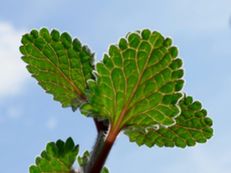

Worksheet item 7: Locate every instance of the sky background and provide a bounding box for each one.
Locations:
[0,0,231,172]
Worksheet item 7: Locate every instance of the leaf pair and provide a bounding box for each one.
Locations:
[20,28,213,149]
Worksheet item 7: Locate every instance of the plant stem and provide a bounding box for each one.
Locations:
[84,125,119,173]
[93,118,109,133]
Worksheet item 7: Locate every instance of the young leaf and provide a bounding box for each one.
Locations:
[78,150,110,173]
[77,150,90,167]
[20,28,94,110]
[29,137,79,173]
[81,29,184,132]
[101,167,110,173]
[125,95,213,148]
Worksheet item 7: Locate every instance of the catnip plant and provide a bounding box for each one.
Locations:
[19,28,213,173]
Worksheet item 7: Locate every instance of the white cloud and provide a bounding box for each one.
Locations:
[46,117,58,130]
[0,21,28,98]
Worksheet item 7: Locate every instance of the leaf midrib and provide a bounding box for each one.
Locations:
[112,41,156,132]
[29,40,86,101]
[123,53,173,125]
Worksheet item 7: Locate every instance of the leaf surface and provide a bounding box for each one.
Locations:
[125,95,213,148]
[81,29,184,130]
[20,28,94,109]
[30,137,79,173]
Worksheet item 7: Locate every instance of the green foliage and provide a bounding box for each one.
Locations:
[125,95,213,148]
[29,138,79,173]
[20,28,94,110]
[21,28,213,173]
[81,29,184,130]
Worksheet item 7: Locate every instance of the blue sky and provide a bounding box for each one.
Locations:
[0,0,231,172]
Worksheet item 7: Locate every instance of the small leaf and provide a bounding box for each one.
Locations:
[101,167,110,173]
[20,28,95,110]
[29,138,79,173]
[81,29,184,131]
[77,150,110,172]
[77,150,90,167]
[125,95,213,148]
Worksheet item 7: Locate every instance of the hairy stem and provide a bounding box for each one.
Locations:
[84,122,119,173]
[93,118,109,133]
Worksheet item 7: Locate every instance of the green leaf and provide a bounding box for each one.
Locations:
[125,95,213,148]
[77,150,90,167]
[81,29,184,130]
[29,137,79,173]
[101,167,110,173]
[77,150,110,173]
[20,28,94,110]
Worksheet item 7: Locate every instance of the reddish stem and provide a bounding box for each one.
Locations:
[84,125,119,173]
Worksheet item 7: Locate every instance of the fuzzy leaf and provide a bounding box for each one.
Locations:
[20,28,94,110]
[125,95,213,148]
[29,137,79,173]
[81,29,184,130]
